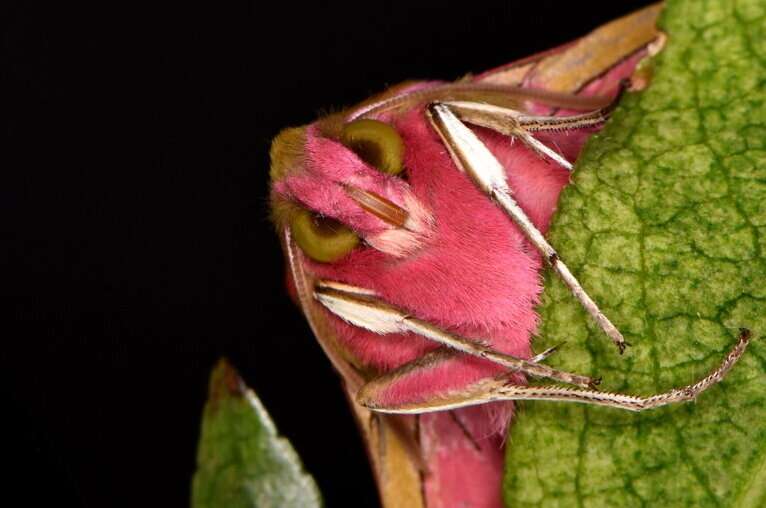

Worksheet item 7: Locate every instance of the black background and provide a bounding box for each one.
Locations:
[5,2,650,506]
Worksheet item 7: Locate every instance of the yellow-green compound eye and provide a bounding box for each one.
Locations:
[340,119,405,175]
[291,209,360,263]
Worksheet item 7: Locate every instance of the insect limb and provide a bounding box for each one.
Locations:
[358,341,585,410]
[356,347,537,411]
[529,342,566,364]
[513,78,630,132]
[363,329,753,414]
[515,108,610,133]
[314,282,599,389]
[427,104,628,354]
[284,229,367,391]
[347,82,613,123]
[439,79,629,171]
[437,100,575,170]
[507,124,574,171]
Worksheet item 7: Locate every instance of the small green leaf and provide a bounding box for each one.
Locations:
[192,359,322,508]
[504,0,766,506]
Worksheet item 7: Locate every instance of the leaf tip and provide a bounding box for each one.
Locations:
[207,357,247,412]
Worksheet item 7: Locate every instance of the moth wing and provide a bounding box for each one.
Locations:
[476,3,662,92]
[285,228,428,508]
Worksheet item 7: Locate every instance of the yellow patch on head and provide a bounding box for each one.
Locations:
[269,126,308,181]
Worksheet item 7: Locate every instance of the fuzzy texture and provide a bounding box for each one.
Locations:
[277,103,575,437]
[272,44,645,508]
[421,410,506,508]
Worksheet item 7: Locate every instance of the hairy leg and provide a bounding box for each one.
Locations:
[360,330,752,414]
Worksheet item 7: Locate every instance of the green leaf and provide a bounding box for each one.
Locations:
[503,1,766,506]
[192,359,323,508]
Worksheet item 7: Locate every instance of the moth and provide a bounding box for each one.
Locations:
[268,4,753,507]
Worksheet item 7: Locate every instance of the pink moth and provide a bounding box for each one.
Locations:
[268,5,752,507]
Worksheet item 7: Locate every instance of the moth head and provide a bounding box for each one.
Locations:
[269,84,438,265]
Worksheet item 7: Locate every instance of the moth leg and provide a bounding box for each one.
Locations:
[529,342,565,363]
[439,81,628,170]
[427,104,629,354]
[362,329,753,414]
[358,346,563,410]
[314,281,600,389]
[436,101,593,170]
[512,78,629,133]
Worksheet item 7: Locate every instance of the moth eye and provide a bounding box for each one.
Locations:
[340,119,405,176]
[291,208,360,263]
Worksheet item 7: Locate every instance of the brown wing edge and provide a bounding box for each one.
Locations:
[478,3,662,93]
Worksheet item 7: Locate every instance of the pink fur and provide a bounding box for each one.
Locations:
[292,105,576,435]
[278,100,584,438]
[273,46,643,508]
[376,356,509,408]
[421,411,506,508]
[305,109,555,369]
[276,128,418,237]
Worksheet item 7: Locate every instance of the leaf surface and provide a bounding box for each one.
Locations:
[504,0,766,506]
[192,359,322,508]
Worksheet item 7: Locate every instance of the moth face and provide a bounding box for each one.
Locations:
[269,83,588,374]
